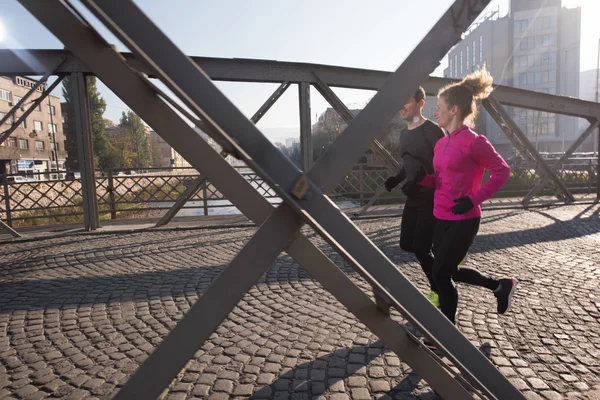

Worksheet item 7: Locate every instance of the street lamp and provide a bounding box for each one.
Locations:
[563,43,579,153]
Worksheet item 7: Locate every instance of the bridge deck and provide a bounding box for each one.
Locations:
[1,201,600,399]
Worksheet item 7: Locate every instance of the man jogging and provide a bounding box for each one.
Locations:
[384,87,445,307]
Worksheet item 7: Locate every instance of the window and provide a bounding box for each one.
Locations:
[33,120,43,131]
[449,58,453,79]
[454,55,458,77]
[460,50,463,74]
[514,20,521,33]
[543,70,549,83]
[472,40,476,67]
[48,123,57,134]
[52,142,59,151]
[18,139,28,149]
[36,104,41,112]
[0,89,11,102]
[479,35,483,61]
[542,52,549,64]
[7,137,17,147]
[466,45,470,72]
[35,140,45,150]
[543,16,551,29]
[527,72,535,84]
[521,20,528,32]
[535,71,542,84]
[47,105,56,115]
[0,112,13,125]
[19,119,26,129]
[520,72,527,85]
[13,96,22,105]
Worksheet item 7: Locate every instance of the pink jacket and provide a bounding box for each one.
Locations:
[419,125,510,221]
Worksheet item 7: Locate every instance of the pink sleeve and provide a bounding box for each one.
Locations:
[419,174,436,188]
[469,135,511,205]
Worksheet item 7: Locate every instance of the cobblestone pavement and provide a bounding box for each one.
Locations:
[1,204,600,399]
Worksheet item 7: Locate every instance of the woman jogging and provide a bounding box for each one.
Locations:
[412,66,518,329]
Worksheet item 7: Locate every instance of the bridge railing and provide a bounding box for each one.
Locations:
[1,159,597,227]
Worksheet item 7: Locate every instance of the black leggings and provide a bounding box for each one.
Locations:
[433,218,498,323]
[400,203,436,292]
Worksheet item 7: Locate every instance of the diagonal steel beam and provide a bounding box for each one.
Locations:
[524,119,600,201]
[0,218,21,238]
[155,83,289,227]
[0,76,65,146]
[17,3,480,399]
[251,82,291,123]
[80,0,523,398]
[0,68,58,126]
[482,95,575,204]
[312,72,402,174]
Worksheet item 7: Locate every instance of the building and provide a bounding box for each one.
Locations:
[443,0,582,157]
[0,76,66,178]
[285,137,299,147]
[577,69,599,150]
[149,130,191,168]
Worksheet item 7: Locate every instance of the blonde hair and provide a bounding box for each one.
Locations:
[438,66,494,128]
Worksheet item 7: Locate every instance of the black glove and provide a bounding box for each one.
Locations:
[384,176,401,192]
[452,196,475,215]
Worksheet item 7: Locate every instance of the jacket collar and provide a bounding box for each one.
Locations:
[449,125,469,137]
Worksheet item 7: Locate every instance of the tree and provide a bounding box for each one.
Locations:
[117,111,151,169]
[312,109,345,161]
[62,76,117,170]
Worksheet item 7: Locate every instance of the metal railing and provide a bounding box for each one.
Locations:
[1,159,597,226]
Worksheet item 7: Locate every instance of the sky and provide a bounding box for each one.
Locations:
[0,0,599,143]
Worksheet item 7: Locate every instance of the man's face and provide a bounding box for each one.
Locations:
[399,97,420,122]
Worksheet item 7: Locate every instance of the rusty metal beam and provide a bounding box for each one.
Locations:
[1,49,599,121]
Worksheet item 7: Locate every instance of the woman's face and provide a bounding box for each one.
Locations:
[434,95,454,129]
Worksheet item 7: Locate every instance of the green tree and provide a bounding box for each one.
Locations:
[118,111,151,169]
[62,76,116,170]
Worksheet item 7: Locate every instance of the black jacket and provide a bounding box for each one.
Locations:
[396,119,445,206]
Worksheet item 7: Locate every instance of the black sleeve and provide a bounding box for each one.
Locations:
[394,167,406,182]
[423,120,445,149]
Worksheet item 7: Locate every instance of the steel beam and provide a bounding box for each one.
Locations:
[251,82,290,123]
[154,174,207,227]
[0,218,21,238]
[155,83,289,227]
[17,3,480,400]
[2,49,600,122]
[0,76,64,146]
[524,119,600,201]
[72,72,100,230]
[482,95,575,204]
[312,72,402,174]
[0,69,56,126]
[79,0,525,398]
[299,82,312,171]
